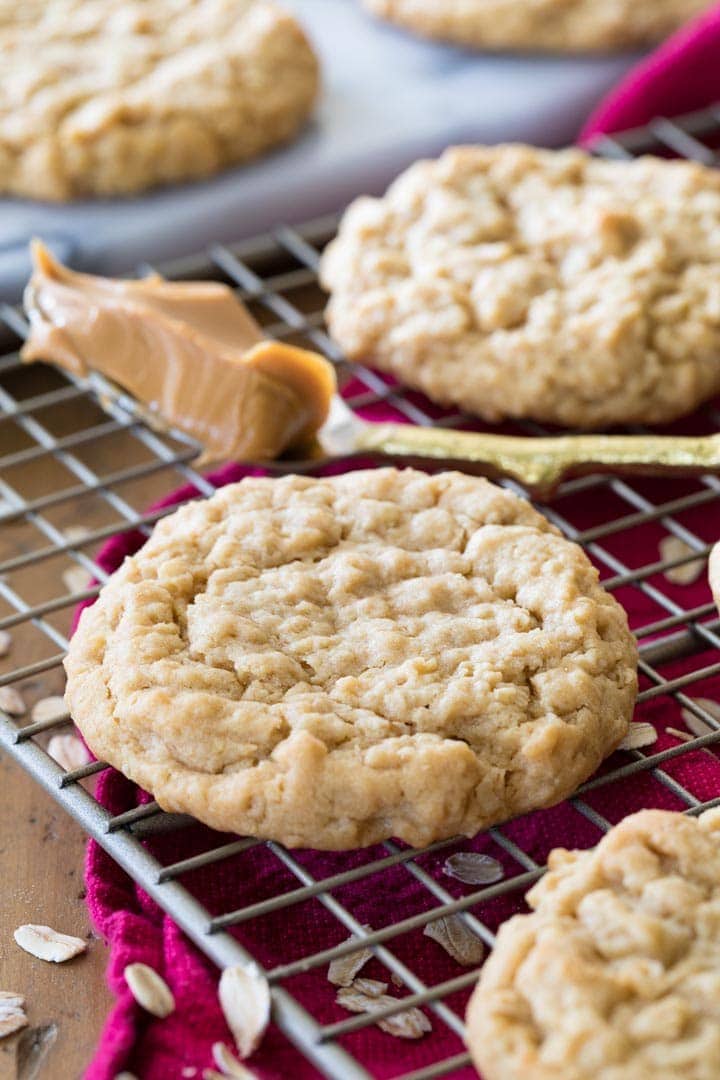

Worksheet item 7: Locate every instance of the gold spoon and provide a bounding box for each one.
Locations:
[297,395,720,499]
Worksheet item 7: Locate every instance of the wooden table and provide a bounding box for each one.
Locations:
[0,359,192,1078]
[0,752,111,1079]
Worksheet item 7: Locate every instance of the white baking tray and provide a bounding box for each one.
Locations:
[0,0,637,299]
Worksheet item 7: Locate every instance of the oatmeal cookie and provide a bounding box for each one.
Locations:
[466,808,720,1080]
[363,0,712,52]
[0,0,319,200]
[320,145,720,429]
[65,468,637,849]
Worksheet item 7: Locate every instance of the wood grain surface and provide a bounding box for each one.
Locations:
[0,359,186,1079]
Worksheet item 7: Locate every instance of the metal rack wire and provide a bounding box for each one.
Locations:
[3,104,720,1079]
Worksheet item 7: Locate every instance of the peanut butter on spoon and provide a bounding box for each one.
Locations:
[22,241,336,462]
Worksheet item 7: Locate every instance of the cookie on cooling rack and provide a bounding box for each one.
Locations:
[0,0,319,200]
[466,808,720,1080]
[320,144,720,429]
[363,0,712,51]
[65,468,637,849]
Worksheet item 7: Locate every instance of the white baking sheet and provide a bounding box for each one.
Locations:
[0,0,638,299]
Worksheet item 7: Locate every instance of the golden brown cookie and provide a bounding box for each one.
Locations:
[65,468,636,849]
[364,0,711,52]
[0,0,319,200]
[467,808,720,1080]
[321,145,720,429]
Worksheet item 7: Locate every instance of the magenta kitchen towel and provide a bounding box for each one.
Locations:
[79,441,720,1080]
[580,2,720,144]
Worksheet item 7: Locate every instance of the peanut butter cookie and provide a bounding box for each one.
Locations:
[467,808,720,1080]
[321,145,720,429]
[364,0,711,52]
[65,468,637,849]
[0,0,319,200]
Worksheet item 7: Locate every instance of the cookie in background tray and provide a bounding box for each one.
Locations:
[467,808,720,1080]
[0,0,319,201]
[321,144,720,429]
[363,0,712,51]
[65,468,637,849]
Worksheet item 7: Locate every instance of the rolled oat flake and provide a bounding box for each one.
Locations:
[443,852,503,886]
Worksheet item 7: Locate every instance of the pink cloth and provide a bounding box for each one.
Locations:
[580,2,720,144]
[81,450,720,1080]
[82,18,720,1072]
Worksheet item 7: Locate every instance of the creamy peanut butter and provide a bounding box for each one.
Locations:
[22,241,336,462]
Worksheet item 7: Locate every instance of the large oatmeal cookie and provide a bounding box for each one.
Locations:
[0,0,319,200]
[363,0,712,52]
[466,808,720,1080]
[65,468,636,849]
[320,145,720,429]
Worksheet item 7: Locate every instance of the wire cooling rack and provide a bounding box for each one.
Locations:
[3,104,720,1080]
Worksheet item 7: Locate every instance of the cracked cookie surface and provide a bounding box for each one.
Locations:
[363,0,712,51]
[0,0,319,200]
[65,468,637,848]
[467,808,720,1080]
[321,145,720,429]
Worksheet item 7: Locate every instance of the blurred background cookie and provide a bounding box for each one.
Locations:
[0,0,320,200]
[363,0,713,52]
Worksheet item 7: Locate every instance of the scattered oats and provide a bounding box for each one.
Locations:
[0,993,25,1010]
[218,963,270,1060]
[0,685,26,717]
[0,991,27,1040]
[47,733,91,771]
[327,929,372,986]
[351,978,388,998]
[618,722,658,751]
[378,1007,432,1040]
[181,1070,198,1078]
[203,1071,228,1080]
[681,698,720,738]
[335,985,388,1014]
[31,696,67,725]
[0,630,11,658]
[390,972,403,988]
[114,1074,139,1080]
[443,852,503,886]
[336,985,431,1040]
[423,915,485,966]
[14,924,86,963]
[212,1041,256,1077]
[124,963,174,1018]
[0,1004,28,1040]
[63,525,91,544]
[659,536,705,585]
[62,566,89,595]
[665,726,694,743]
